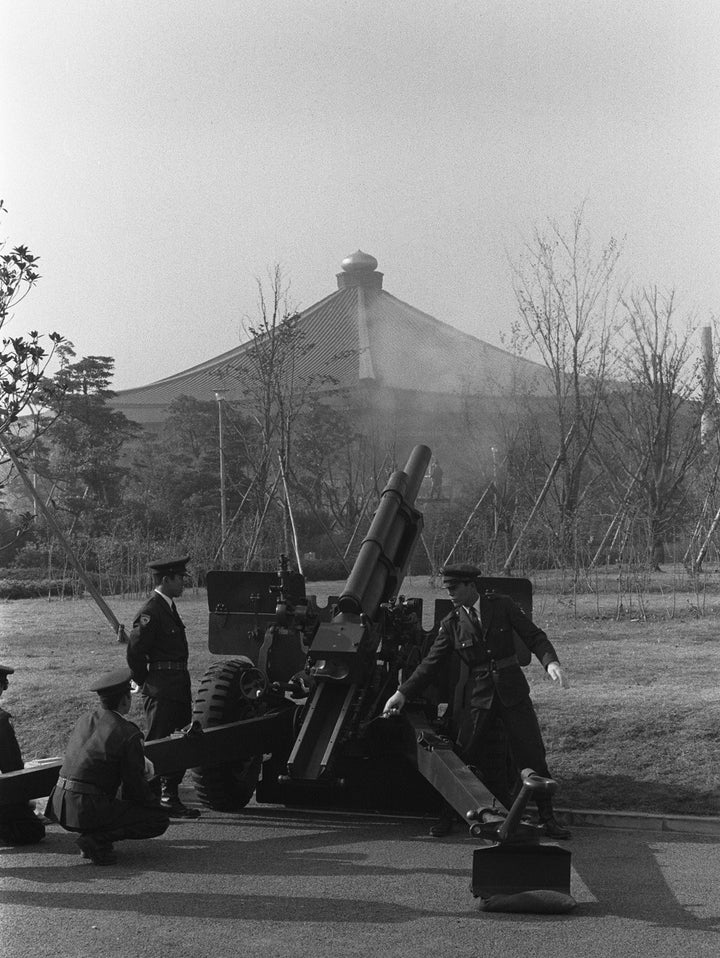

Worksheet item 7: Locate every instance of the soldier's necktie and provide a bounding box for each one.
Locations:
[171,600,182,624]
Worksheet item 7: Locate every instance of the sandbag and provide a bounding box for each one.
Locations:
[481,889,577,914]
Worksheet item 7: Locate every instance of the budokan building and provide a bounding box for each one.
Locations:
[111,251,551,489]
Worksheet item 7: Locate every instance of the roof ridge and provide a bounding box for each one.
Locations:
[116,286,359,397]
[379,290,546,371]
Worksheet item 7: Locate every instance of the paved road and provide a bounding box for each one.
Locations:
[2,798,719,958]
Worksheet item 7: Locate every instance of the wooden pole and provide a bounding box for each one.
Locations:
[343,454,390,561]
[695,502,720,571]
[286,466,351,575]
[588,460,648,570]
[278,453,303,575]
[442,482,495,568]
[0,434,124,640]
[245,472,282,567]
[212,471,259,565]
[501,423,576,575]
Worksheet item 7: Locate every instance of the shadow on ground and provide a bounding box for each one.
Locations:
[562,774,717,817]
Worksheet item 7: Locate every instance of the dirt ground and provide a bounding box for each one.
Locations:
[1,570,719,815]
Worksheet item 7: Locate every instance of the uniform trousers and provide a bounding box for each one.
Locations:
[143,693,192,792]
[46,788,169,844]
[459,693,553,816]
[88,802,169,844]
[0,803,46,845]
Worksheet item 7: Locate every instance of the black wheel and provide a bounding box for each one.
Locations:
[191,658,264,811]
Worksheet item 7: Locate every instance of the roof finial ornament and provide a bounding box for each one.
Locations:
[341,250,378,273]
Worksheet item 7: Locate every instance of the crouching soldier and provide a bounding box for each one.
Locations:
[46,668,170,865]
[0,663,46,846]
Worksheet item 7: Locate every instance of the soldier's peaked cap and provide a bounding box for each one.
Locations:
[148,555,191,576]
[89,667,132,695]
[441,562,482,583]
[0,663,15,676]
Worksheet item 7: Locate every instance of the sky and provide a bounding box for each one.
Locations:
[2,0,720,391]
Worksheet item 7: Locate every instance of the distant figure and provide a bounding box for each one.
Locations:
[429,459,444,499]
[45,668,169,865]
[0,663,46,846]
[126,555,200,818]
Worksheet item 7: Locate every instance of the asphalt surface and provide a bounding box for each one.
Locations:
[2,794,719,958]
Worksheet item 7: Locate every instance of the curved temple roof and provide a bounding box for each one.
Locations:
[112,251,550,424]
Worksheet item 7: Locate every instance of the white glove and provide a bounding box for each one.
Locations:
[383,690,406,715]
[547,662,568,689]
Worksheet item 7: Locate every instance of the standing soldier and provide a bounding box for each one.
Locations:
[383,563,570,839]
[45,667,169,865]
[126,555,200,818]
[0,663,46,846]
[429,459,444,500]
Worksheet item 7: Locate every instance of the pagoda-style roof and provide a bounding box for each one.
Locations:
[112,251,550,424]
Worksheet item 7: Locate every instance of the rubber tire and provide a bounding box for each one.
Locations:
[190,658,263,811]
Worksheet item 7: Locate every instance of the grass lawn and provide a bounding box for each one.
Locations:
[1,570,719,817]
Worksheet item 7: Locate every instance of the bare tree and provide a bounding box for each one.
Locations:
[508,205,623,565]
[597,287,704,569]
[214,265,336,564]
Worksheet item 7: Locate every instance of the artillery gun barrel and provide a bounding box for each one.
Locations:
[287,444,431,782]
[338,444,431,617]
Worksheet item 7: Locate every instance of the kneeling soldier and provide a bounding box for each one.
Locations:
[0,664,46,846]
[46,668,170,865]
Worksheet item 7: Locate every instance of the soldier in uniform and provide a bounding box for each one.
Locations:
[45,667,169,865]
[126,555,200,818]
[0,663,46,846]
[383,563,570,839]
[429,459,444,500]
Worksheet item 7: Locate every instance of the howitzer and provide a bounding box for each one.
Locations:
[1,443,571,906]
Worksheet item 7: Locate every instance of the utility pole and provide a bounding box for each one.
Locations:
[491,446,499,539]
[214,391,228,566]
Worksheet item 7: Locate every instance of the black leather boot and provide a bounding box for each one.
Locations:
[536,797,571,839]
[160,783,200,819]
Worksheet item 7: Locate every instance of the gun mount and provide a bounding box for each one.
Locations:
[1,443,571,906]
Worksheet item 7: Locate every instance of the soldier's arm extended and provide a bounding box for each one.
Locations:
[506,598,567,687]
[384,618,455,713]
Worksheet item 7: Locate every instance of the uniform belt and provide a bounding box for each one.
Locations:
[472,654,519,674]
[56,776,105,796]
[148,660,188,671]
[491,654,519,670]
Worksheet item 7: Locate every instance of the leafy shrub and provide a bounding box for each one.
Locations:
[0,566,57,581]
[10,544,49,569]
[0,578,70,599]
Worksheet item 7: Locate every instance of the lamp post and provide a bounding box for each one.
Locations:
[491,446,499,538]
[214,391,228,566]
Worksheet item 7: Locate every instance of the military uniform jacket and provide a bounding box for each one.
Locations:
[0,706,24,773]
[399,593,559,726]
[48,708,157,830]
[1,706,45,845]
[127,591,191,703]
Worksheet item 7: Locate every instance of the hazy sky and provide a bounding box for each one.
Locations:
[2,0,719,391]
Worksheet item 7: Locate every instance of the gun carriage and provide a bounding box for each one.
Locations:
[1,444,571,901]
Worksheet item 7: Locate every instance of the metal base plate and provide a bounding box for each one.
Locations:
[472,842,572,898]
